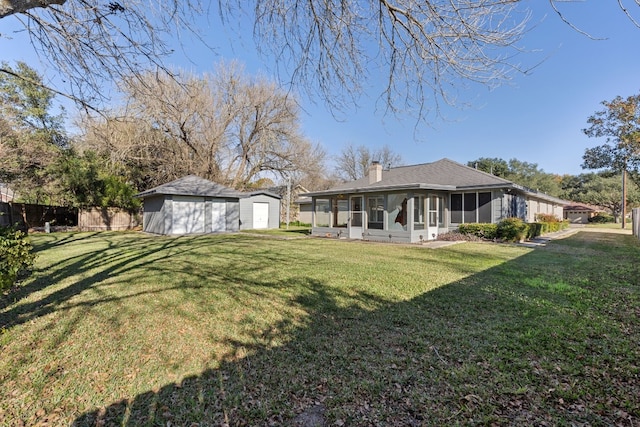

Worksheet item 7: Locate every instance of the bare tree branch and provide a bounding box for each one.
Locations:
[2,1,639,119]
[79,63,326,190]
[0,0,65,18]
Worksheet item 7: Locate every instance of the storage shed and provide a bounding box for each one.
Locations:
[136,175,245,235]
[239,191,282,230]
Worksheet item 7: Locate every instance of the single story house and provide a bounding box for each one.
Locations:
[267,184,310,223]
[136,175,280,235]
[306,158,567,243]
[563,203,602,224]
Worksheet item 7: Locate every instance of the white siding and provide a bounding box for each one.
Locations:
[239,194,280,230]
[211,200,226,231]
[172,196,205,234]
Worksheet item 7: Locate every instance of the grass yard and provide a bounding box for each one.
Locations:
[1,229,639,426]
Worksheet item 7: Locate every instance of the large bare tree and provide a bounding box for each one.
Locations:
[1,0,204,109]
[80,63,327,190]
[335,143,403,181]
[2,1,638,118]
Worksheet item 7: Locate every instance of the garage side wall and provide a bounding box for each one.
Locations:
[142,195,167,234]
[226,200,240,232]
[239,195,281,230]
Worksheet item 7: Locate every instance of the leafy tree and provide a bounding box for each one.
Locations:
[467,157,562,196]
[562,172,640,222]
[2,2,638,117]
[582,93,640,184]
[335,144,403,181]
[506,159,562,196]
[467,158,509,178]
[0,62,66,203]
[0,61,66,147]
[52,150,140,211]
[582,93,640,226]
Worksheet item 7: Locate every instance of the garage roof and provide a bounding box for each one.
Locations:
[136,175,245,199]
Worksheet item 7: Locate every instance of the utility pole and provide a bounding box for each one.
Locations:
[286,176,291,229]
[622,168,627,229]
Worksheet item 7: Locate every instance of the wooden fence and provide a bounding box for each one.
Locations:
[633,208,640,239]
[78,207,140,231]
[0,202,139,232]
[0,202,77,229]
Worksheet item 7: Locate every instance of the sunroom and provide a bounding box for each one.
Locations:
[307,159,565,243]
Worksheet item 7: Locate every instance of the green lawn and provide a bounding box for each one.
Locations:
[1,229,639,426]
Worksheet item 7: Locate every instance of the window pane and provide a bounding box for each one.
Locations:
[451,194,462,224]
[367,196,384,229]
[478,192,492,223]
[464,193,476,223]
[413,196,424,230]
[334,199,348,227]
[428,195,437,227]
[351,197,362,227]
[315,199,330,227]
[438,196,444,227]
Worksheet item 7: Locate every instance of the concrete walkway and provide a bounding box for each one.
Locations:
[518,224,585,248]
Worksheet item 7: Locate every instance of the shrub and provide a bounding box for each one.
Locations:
[437,231,483,242]
[0,226,36,291]
[589,213,614,223]
[458,223,498,240]
[535,213,560,223]
[496,217,528,242]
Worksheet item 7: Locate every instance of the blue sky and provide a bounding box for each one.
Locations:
[1,2,639,176]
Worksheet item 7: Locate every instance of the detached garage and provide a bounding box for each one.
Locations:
[136,175,244,235]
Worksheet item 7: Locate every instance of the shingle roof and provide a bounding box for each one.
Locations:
[136,175,245,199]
[564,203,602,211]
[310,158,512,194]
[307,158,567,205]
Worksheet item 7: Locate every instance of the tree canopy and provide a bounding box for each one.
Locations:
[0,61,66,203]
[582,93,640,184]
[467,157,562,197]
[561,172,640,221]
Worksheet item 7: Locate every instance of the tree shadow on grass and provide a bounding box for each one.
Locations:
[70,232,640,426]
[0,232,285,330]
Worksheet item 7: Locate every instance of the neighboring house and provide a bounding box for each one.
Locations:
[136,175,280,235]
[306,159,567,243]
[563,203,602,224]
[268,184,310,223]
[294,194,313,225]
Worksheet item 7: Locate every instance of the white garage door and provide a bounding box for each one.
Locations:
[211,200,226,232]
[172,196,205,234]
[253,202,270,229]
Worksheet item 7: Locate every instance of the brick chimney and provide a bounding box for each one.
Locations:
[368,161,383,184]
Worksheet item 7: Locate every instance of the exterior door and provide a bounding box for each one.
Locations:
[172,196,205,234]
[427,195,440,240]
[253,202,270,229]
[349,196,363,239]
